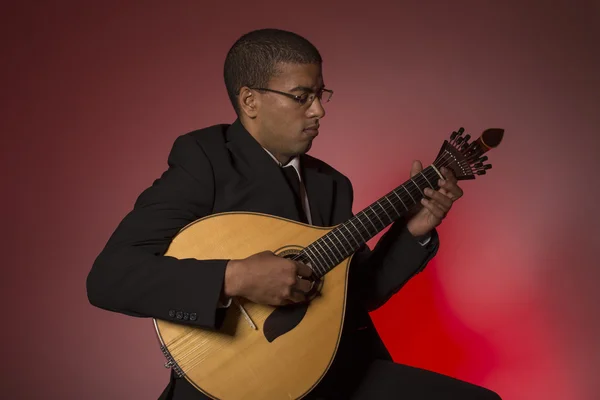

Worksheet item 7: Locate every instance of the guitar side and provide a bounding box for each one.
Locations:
[154,212,352,400]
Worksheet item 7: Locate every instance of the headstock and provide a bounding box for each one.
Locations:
[433,127,504,180]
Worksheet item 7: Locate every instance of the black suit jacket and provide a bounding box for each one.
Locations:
[87,119,439,399]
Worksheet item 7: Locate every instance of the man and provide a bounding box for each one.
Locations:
[87,28,501,399]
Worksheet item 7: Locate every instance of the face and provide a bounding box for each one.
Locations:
[241,62,327,164]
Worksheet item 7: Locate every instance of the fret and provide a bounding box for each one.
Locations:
[384,196,399,215]
[348,218,367,242]
[402,185,416,204]
[376,200,393,223]
[330,228,349,255]
[342,223,360,246]
[355,213,373,237]
[303,254,315,269]
[363,208,379,231]
[420,171,434,189]
[368,205,384,229]
[323,234,344,261]
[392,190,408,211]
[315,239,336,266]
[319,236,334,262]
[313,253,327,276]
[410,178,424,197]
[312,241,329,272]
[304,246,325,274]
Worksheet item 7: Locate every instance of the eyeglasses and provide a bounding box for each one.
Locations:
[249,87,333,106]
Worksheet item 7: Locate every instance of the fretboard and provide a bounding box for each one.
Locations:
[298,165,443,277]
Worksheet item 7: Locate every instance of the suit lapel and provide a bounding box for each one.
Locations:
[224,119,335,227]
[225,119,304,223]
[301,156,334,227]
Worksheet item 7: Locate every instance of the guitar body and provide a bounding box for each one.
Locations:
[154,212,351,400]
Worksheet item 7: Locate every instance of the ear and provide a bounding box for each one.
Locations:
[238,87,259,118]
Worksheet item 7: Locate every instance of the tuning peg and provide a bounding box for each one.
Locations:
[477,170,487,175]
[450,127,465,144]
[478,156,488,163]
[483,164,492,170]
[473,162,483,168]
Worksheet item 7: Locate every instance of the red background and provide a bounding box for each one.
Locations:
[2,1,599,399]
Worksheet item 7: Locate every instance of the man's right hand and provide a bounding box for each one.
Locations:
[223,251,313,306]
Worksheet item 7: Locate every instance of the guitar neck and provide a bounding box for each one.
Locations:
[299,165,442,277]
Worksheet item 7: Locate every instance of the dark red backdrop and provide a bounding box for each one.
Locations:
[2,1,599,399]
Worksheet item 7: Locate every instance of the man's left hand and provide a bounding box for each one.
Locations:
[405,160,463,237]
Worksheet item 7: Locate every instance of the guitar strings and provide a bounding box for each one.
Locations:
[293,150,462,274]
[309,152,452,269]
[295,167,438,275]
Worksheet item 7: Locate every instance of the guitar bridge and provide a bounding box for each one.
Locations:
[160,344,185,378]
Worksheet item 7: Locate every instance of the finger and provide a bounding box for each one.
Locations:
[295,278,312,293]
[410,160,423,178]
[426,185,451,200]
[440,167,458,184]
[295,262,313,278]
[438,187,452,199]
[288,290,307,303]
[424,188,452,210]
[434,185,450,197]
[420,198,446,219]
[438,178,463,199]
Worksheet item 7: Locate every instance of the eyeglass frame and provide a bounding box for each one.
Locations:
[248,87,334,106]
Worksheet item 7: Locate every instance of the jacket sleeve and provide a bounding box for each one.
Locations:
[343,176,440,311]
[86,134,229,330]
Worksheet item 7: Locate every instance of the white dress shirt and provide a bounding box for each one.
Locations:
[262,148,312,225]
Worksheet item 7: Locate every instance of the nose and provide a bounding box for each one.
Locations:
[306,97,326,119]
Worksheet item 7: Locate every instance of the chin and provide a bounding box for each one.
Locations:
[298,141,312,155]
[286,138,313,158]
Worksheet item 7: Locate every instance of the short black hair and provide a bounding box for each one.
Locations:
[224,28,322,115]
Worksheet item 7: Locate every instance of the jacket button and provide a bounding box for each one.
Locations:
[168,310,175,318]
[183,312,189,321]
[190,313,197,321]
[176,311,183,319]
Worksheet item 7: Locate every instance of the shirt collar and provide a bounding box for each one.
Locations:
[262,147,302,180]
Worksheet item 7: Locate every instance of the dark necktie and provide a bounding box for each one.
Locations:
[281,165,308,223]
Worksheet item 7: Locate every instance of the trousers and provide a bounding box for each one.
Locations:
[310,359,502,400]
